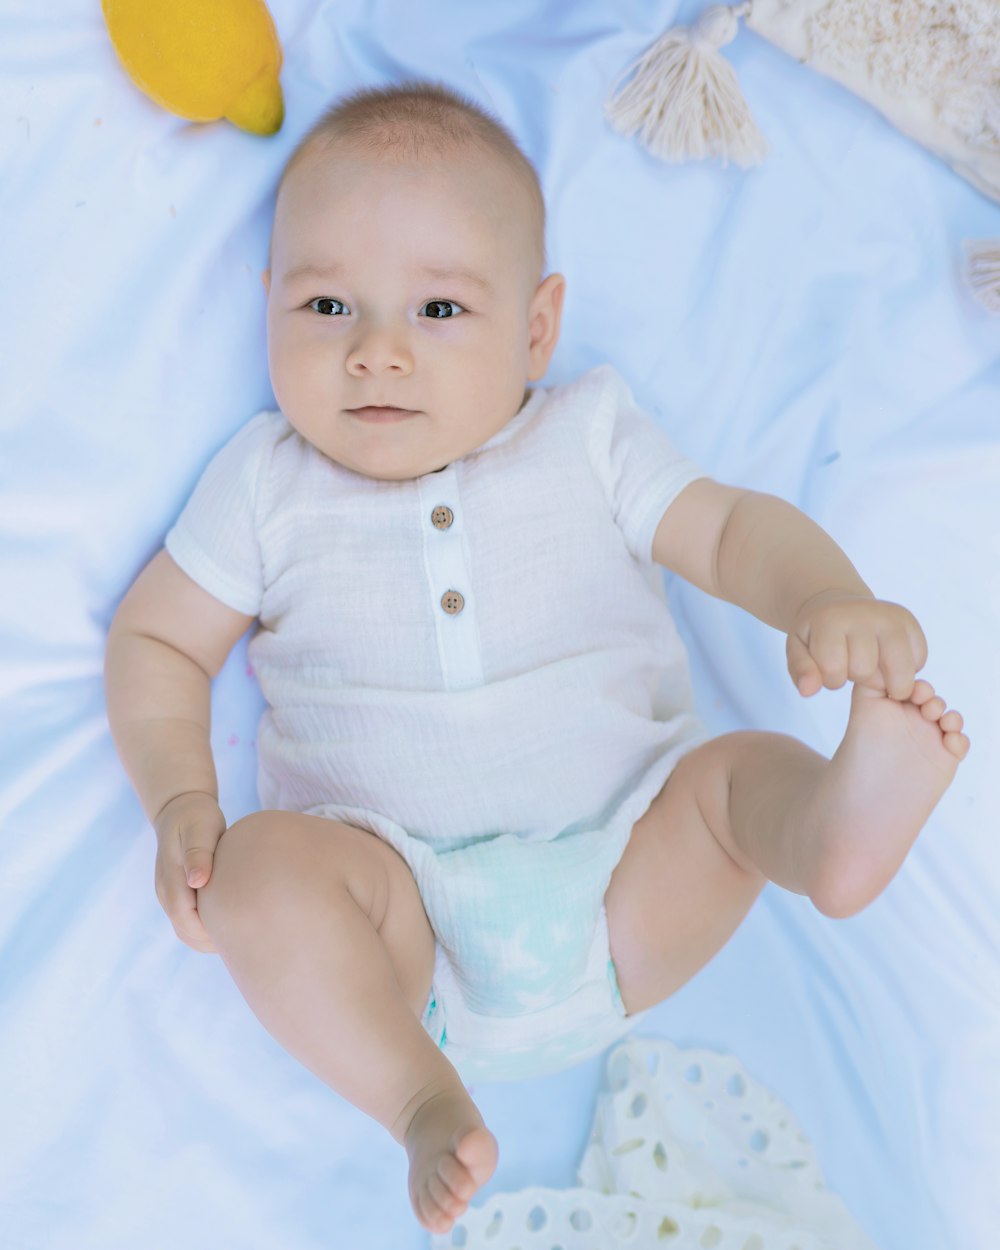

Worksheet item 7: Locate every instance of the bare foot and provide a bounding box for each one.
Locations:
[809,679,970,917]
[395,1078,499,1235]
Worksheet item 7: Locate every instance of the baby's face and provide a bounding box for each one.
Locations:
[264,143,564,480]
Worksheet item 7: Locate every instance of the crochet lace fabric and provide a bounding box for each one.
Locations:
[806,0,1000,151]
[431,1038,880,1250]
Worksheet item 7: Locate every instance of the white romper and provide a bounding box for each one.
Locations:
[164,363,710,1082]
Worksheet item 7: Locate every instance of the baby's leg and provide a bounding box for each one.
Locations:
[195,812,497,1236]
[607,680,969,1014]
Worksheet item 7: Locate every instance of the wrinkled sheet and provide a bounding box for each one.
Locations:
[1,2,998,1248]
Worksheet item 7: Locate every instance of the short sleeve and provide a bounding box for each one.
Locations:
[163,412,276,616]
[586,364,707,563]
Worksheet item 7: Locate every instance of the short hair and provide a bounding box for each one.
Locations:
[275,79,547,281]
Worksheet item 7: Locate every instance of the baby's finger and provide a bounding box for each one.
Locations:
[879,631,917,701]
[184,848,215,889]
[846,630,884,690]
[786,634,823,695]
[176,890,219,955]
[806,627,850,690]
[162,872,218,954]
[177,804,226,888]
[903,612,929,672]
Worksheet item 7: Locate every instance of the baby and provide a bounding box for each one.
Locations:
[104,80,969,1236]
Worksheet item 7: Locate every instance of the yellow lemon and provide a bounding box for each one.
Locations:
[102,0,284,135]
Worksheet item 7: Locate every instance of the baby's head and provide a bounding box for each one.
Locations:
[263,80,565,481]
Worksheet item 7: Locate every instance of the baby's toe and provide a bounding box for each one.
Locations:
[427,1171,464,1218]
[919,695,946,721]
[454,1126,499,1186]
[909,679,935,706]
[437,1152,476,1203]
[416,1186,451,1235]
[943,731,971,760]
[940,709,964,733]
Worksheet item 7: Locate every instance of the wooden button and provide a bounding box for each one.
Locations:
[431,505,454,530]
[440,590,465,615]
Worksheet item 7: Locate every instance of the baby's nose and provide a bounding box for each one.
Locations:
[346,325,413,374]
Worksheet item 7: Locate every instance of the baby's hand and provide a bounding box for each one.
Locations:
[153,791,227,954]
[786,592,928,700]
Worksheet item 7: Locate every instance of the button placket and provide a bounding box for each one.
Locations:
[416,465,483,689]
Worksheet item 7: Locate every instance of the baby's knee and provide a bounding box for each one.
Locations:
[673,731,805,877]
[198,809,288,918]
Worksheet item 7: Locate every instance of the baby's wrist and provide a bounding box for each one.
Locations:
[797,586,874,615]
[791,587,874,630]
[153,789,220,829]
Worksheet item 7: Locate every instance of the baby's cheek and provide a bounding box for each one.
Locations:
[274,331,323,390]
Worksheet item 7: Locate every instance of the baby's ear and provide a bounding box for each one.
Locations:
[261,269,271,294]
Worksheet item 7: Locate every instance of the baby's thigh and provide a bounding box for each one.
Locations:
[604,739,766,1016]
[202,810,436,1020]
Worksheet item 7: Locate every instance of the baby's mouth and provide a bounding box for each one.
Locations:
[347,405,420,423]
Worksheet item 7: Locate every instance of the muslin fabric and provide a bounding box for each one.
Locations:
[164,362,711,1079]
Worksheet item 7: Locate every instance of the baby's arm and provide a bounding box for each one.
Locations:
[104,549,257,949]
[653,480,927,699]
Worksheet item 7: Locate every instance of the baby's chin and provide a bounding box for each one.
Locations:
[355,461,451,482]
[322,440,454,482]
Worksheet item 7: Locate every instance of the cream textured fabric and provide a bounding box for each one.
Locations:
[606,0,1000,200]
[164,363,711,1079]
[432,1037,881,1250]
[746,0,1000,203]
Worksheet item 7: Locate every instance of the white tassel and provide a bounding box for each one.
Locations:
[604,2,767,168]
[962,238,1000,313]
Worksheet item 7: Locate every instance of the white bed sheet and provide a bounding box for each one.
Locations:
[1,1,998,1248]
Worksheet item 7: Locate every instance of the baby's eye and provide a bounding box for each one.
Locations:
[309,297,345,315]
[422,300,464,319]
[306,297,464,318]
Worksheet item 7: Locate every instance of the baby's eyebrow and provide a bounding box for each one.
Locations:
[282,261,494,294]
[420,265,495,294]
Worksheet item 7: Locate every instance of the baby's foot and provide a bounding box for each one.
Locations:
[397,1078,498,1235]
[810,679,969,917]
